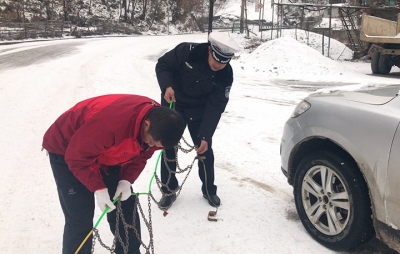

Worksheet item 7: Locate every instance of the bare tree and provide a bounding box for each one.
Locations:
[148,0,162,29]
[122,0,128,21]
[43,0,56,20]
[89,0,92,14]
[139,0,148,20]
[15,0,26,22]
[131,0,137,24]
[187,0,207,32]
[62,0,73,21]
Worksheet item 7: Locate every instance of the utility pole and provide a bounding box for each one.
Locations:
[208,0,215,35]
[240,0,245,33]
[167,9,170,34]
[259,0,265,40]
[271,0,274,39]
[328,3,332,58]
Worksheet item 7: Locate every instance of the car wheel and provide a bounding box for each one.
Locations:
[293,151,374,251]
[378,54,393,75]
[371,51,380,74]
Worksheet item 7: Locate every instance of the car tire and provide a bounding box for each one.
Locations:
[378,54,393,75]
[371,51,380,74]
[293,151,374,251]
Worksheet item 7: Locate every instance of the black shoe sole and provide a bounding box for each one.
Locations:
[203,194,220,207]
[160,194,176,210]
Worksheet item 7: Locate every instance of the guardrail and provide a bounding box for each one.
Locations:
[0,21,72,40]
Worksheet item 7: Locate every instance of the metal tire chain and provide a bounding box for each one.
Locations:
[118,195,154,254]
[91,197,154,254]
[89,136,198,253]
[115,201,130,254]
[153,137,203,211]
[152,154,200,209]
[91,228,117,254]
[163,137,196,177]
[90,201,123,254]
[158,152,196,192]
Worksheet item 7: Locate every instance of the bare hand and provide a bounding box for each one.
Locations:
[195,140,208,154]
[164,87,176,103]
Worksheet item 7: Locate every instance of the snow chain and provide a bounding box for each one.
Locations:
[89,136,214,253]
[91,195,154,254]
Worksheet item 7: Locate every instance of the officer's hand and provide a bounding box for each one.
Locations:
[164,87,176,103]
[113,180,132,201]
[195,140,208,154]
[95,188,116,213]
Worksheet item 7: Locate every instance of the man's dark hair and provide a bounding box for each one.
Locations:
[146,106,186,149]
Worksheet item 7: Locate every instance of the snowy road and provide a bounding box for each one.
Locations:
[0,34,397,254]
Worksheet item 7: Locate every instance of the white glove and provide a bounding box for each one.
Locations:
[95,188,116,213]
[113,180,132,201]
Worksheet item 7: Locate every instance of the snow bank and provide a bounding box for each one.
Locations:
[238,36,349,80]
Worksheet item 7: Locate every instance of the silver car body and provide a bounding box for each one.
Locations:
[280,85,400,250]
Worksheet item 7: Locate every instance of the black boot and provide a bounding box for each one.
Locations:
[203,194,220,207]
[159,193,176,210]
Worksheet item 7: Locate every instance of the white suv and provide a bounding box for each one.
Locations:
[280,85,400,251]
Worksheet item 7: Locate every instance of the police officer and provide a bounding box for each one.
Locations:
[155,32,240,208]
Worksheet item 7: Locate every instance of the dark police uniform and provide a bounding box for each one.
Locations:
[156,42,233,196]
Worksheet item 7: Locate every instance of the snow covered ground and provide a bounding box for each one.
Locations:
[1,29,399,254]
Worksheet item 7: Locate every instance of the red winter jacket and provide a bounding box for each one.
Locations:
[42,94,161,192]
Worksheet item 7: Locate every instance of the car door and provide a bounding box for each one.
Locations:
[386,122,400,228]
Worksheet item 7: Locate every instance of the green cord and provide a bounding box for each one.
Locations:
[94,197,120,229]
[148,101,172,191]
[149,150,163,193]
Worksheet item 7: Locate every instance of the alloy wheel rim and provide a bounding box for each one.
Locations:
[301,165,351,235]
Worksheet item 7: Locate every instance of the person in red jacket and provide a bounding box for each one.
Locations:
[42,94,185,254]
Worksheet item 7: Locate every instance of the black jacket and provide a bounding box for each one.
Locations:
[155,42,234,143]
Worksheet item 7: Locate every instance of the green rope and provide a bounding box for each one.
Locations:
[149,150,163,193]
[94,197,120,228]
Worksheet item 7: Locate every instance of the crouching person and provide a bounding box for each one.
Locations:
[42,94,185,254]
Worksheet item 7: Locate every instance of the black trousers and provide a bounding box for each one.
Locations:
[49,153,141,254]
[160,117,217,196]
